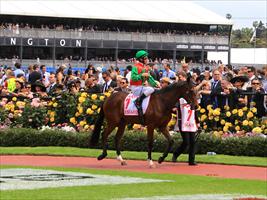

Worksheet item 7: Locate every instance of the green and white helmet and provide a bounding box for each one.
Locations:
[135,50,148,59]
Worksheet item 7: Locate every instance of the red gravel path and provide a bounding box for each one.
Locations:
[1,155,266,181]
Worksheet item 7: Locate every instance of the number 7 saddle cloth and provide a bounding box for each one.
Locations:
[124,94,150,116]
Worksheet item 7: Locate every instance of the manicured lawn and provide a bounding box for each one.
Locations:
[0,146,266,167]
[0,165,266,200]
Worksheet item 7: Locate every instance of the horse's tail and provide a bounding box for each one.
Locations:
[90,104,105,146]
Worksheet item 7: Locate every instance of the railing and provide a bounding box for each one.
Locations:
[0,58,210,71]
[0,29,229,45]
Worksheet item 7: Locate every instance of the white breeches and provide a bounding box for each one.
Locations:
[131,86,155,97]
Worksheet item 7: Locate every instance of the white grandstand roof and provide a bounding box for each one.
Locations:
[0,0,233,25]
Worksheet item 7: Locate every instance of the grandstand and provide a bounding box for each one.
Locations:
[0,1,233,69]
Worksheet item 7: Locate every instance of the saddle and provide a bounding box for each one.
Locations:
[124,94,150,116]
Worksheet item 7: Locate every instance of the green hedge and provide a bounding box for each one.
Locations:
[0,128,266,157]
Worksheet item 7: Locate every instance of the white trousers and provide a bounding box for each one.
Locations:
[131,86,155,97]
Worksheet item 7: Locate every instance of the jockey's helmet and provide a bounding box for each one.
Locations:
[135,50,148,59]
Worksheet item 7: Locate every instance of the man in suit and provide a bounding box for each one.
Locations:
[210,69,223,109]
[47,73,57,95]
[28,64,41,85]
[102,71,117,93]
[114,77,131,93]
[85,77,102,93]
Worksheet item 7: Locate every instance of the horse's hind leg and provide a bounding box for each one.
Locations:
[115,122,127,165]
[158,126,174,164]
[98,123,116,160]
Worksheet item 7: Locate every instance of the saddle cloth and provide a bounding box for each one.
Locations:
[124,94,150,116]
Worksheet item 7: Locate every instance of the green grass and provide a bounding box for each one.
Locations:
[0,165,266,200]
[1,146,266,167]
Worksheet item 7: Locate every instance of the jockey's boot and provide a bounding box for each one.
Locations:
[134,93,146,125]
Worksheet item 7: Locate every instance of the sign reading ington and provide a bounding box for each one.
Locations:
[0,37,230,51]
[0,168,170,190]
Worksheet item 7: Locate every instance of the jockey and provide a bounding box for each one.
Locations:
[130,50,160,124]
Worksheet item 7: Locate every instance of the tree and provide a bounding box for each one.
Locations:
[231,21,266,48]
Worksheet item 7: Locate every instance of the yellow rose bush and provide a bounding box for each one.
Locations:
[46,91,110,131]
[3,97,48,128]
[1,92,266,137]
[198,104,266,138]
[0,91,111,130]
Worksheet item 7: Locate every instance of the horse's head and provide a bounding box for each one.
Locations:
[182,78,199,110]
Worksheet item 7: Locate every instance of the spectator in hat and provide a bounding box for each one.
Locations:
[67,80,79,95]
[228,75,249,108]
[32,80,48,98]
[160,77,171,89]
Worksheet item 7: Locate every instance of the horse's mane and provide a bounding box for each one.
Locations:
[153,81,187,95]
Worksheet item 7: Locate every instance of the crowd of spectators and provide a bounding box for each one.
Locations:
[0,61,266,118]
[0,22,228,36]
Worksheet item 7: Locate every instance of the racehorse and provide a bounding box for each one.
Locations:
[90,78,198,167]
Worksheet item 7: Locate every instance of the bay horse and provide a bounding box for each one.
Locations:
[90,79,198,167]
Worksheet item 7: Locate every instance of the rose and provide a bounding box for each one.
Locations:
[91,105,98,110]
[91,94,98,100]
[78,97,86,103]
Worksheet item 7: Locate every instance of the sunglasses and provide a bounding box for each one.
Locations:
[252,82,260,85]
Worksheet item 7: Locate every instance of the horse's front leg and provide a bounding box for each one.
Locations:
[115,123,127,165]
[147,126,156,168]
[98,123,116,160]
[158,126,174,164]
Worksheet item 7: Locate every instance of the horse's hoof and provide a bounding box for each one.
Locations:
[121,161,127,166]
[97,154,107,160]
[158,156,164,164]
[149,164,156,169]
